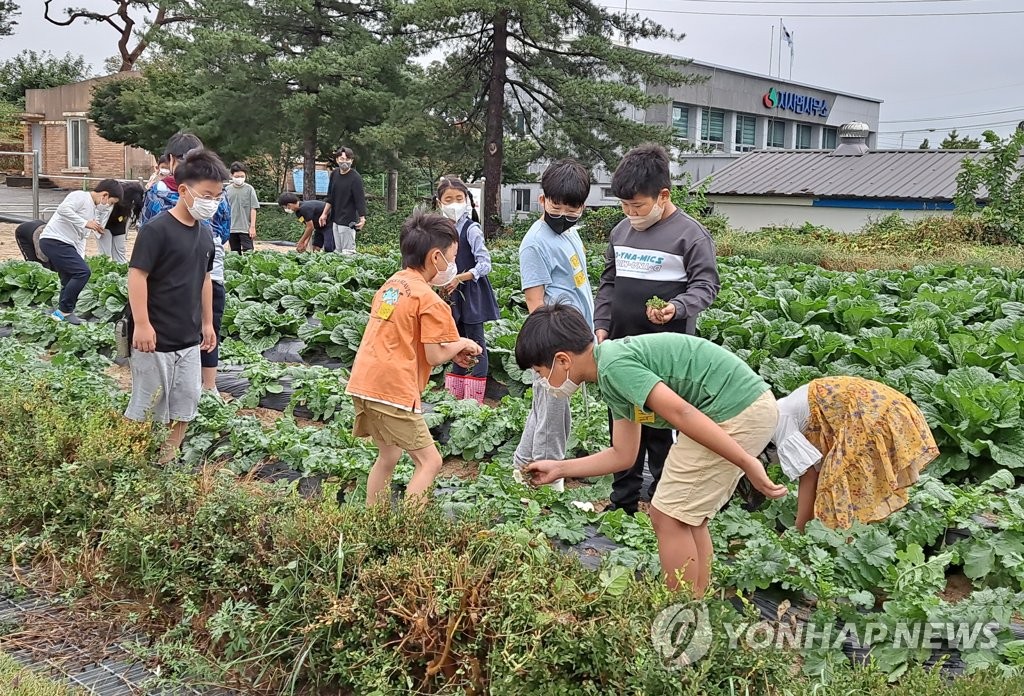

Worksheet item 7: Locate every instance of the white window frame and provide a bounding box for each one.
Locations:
[672,103,689,140]
[822,126,839,149]
[734,114,757,153]
[796,124,813,150]
[512,188,531,213]
[67,118,89,169]
[767,119,786,149]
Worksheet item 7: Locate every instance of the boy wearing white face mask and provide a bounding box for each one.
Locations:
[226,162,259,253]
[434,176,499,404]
[346,209,483,507]
[595,143,721,517]
[125,150,224,464]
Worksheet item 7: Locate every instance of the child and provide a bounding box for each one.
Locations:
[520,304,786,597]
[772,377,938,531]
[513,159,595,493]
[37,179,123,324]
[14,219,50,270]
[146,154,171,190]
[226,162,260,253]
[277,192,333,253]
[98,181,145,264]
[596,143,721,516]
[124,150,225,463]
[435,176,499,404]
[346,209,483,506]
[319,147,366,255]
[140,132,231,392]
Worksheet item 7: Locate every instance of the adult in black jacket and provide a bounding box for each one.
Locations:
[318,147,366,255]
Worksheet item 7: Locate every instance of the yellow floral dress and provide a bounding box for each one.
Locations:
[804,376,939,529]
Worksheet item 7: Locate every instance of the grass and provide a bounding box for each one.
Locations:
[0,653,82,696]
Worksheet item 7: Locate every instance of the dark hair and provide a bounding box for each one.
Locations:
[94,179,124,201]
[116,181,145,223]
[174,149,230,186]
[611,143,672,199]
[334,147,355,160]
[515,303,594,370]
[277,192,300,207]
[434,175,480,223]
[540,159,590,207]
[230,161,247,174]
[163,131,203,159]
[400,208,458,270]
[157,154,170,166]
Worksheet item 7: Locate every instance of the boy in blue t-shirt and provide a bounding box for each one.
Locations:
[513,159,595,492]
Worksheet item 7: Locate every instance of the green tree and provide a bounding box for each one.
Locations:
[918,138,930,149]
[0,50,91,107]
[0,0,18,37]
[954,129,1024,242]
[88,69,183,154]
[940,129,981,150]
[396,0,692,237]
[43,0,193,72]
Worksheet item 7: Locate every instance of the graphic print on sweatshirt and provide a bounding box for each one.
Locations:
[612,245,689,282]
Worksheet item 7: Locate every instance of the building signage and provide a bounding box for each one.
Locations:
[762,87,829,117]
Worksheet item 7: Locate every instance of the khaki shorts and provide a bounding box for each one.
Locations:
[652,391,779,526]
[353,397,434,452]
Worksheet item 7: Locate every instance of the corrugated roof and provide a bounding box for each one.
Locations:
[701,149,988,201]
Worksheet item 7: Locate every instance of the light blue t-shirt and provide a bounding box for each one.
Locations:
[519,218,595,328]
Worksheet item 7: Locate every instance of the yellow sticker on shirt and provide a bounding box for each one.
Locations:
[573,270,587,288]
[377,303,395,320]
[634,405,656,424]
[377,287,400,320]
[570,254,581,270]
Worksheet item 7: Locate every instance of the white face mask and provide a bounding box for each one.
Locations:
[430,252,458,286]
[627,199,665,231]
[284,207,296,215]
[440,202,467,221]
[537,357,581,399]
[185,187,221,221]
[232,176,246,187]
[95,203,112,215]
[158,167,170,176]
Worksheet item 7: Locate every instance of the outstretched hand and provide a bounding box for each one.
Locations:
[524,460,563,486]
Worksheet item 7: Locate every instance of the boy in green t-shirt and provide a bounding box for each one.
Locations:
[518,304,786,596]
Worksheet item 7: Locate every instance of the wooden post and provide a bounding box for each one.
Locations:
[387,169,398,213]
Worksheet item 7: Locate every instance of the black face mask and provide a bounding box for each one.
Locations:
[544,211,580,235]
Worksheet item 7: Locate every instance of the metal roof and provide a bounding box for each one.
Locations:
[700,149,988,202]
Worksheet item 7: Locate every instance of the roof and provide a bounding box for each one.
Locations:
[700,149,987,202]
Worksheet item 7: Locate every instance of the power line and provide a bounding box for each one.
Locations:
[879,118,1022,134]
[881,106,1024,124]
[603,4,1024,17]
[643,0,988,3]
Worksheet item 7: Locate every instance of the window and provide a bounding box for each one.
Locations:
[767,120,786,148]
[513,112,527,136]
[822,126,838,149]
[67,118,88,169]
[672,103,689,139]
[796,124,813,149]
[512,188,531,213]
[700,108,725,146]
[735,115,756,152]
[601,187,616,200]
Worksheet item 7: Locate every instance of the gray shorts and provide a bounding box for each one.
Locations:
[333,223,356,254]
[125,346,202,424]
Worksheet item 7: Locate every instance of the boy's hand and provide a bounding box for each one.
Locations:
[296,240,308,252]
[524,460,563,486]
[248,225,257,239]
[201,323,218,352]
[595,329,609,344]
[459,338,483,356]
[133,322,157,353]
[86,220,104,233]
[646,303,676,325]
[746,469,788,500]
[319,212,329,227]
[356,216,366,230]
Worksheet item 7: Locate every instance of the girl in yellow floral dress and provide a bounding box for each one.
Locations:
[772,376,939,531]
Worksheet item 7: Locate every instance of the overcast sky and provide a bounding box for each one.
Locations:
[4,0,1022,147]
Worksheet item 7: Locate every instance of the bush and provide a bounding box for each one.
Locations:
[255,206,303,242]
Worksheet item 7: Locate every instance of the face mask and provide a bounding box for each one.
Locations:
[537,357,581,399]
[440,202,467,221]
[338,161,351,172]
[544,211,580,235]
[95,203,111,215]
[232,176,245,187]
[159,168,170,176]
[185,187,221,221]
[284,207,295,215]
[430,252,458,286]
[627,199,665,231]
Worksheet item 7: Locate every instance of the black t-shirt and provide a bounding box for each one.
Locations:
[105,201,132,236]
[128,211,215,352]
[325,169,366,227]
[297,200,327,231]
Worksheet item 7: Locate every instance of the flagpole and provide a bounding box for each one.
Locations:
[777,19,783,79]
[769,24,775,76]
[789,31,794,80]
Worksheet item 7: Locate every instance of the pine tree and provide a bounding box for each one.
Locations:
[940,129,981,150]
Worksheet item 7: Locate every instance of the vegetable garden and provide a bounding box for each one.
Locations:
[1,246,1024,693]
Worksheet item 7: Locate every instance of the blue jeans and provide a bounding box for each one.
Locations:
[38,238,90,314]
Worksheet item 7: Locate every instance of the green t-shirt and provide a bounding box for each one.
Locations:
[594,334,770,427]
[226,183,260,233]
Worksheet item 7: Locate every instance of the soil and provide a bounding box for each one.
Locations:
[237,406,320,430]
[103,362,133,392]
[441,457,479,480]
[0,221,290,262]
[939,573,973,604]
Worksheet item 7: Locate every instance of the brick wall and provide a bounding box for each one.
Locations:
[25,120,136,190]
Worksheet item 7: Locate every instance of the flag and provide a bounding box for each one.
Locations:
[781,22,793,48]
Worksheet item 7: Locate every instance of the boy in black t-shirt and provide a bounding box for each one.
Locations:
[277,192,332,252]
[125,150,228,464]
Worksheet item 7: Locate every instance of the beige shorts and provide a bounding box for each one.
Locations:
[352,397,434,452]
[652,391,779,526]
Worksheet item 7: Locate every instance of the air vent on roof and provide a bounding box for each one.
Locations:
[829,121,870,157]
